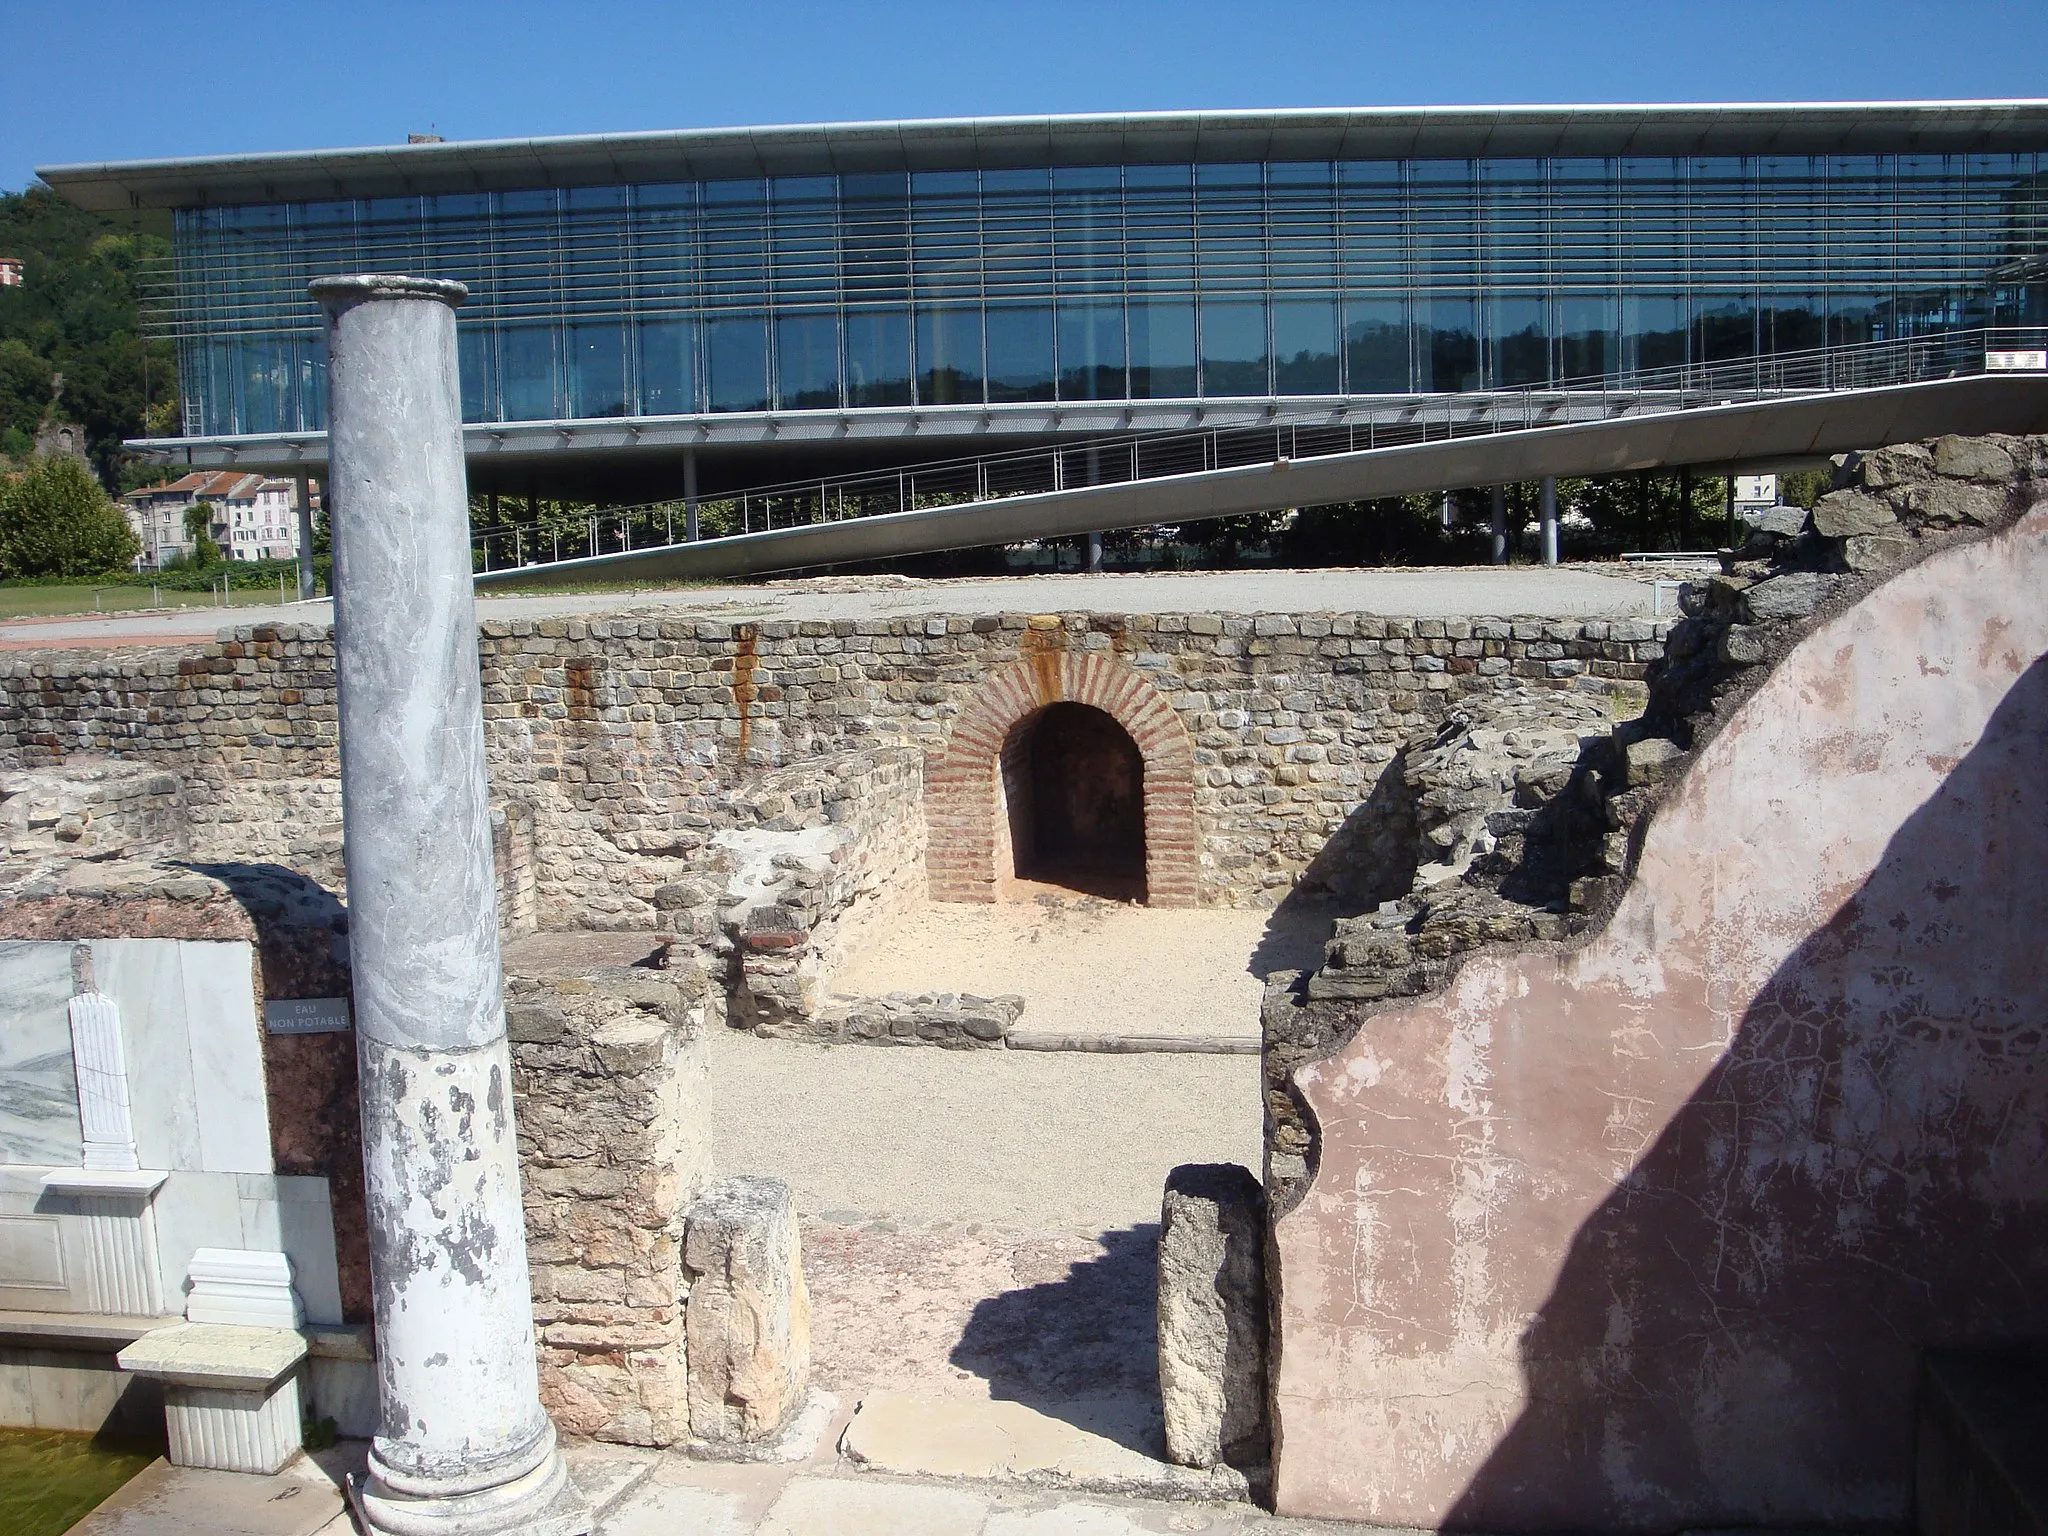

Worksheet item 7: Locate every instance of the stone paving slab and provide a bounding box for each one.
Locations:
[66,1446,353,1536]
[837,1391,1250,1502]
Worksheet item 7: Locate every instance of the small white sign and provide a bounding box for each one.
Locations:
[264,997,352,1035]
[1733,473,1778,508]
[1986,350,2048,372]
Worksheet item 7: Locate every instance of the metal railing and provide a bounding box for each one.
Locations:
[471,327,2047,573]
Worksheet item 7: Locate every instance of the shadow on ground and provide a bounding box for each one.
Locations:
[948,1223,1163,1454]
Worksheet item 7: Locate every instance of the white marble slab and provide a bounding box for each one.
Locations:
[89,939,271,1177]
[0,942,83,1168]
[178,941,272,1174]
[149,1172,345,1328]
[91,940,200,1173]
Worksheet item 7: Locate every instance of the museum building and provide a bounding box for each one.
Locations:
[38,102,2048,497]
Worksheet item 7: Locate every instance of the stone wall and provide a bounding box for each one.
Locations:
[504,938,714,1447]
[1268,456,2048,1527]
[1,612,1669,930]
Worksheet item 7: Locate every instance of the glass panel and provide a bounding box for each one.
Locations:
[845,308,911,407]
[457,326,494,422]
[1057,303,1125,400]
[637,319,696,415]
[915,307,984,405]
[1489,292,1549,386]
[1763,292,1827,354]
[985,306,1055,403]
[1557,294,1618,380]
[1419,294,1479,392]
[1692,295,1755,362]
[499,323,559,420]
[775,312,841,409]
[706,313,769,412]
[569,322,628,417]
[1201,300,1267,396]
[1272,299,1338,394]
[1129,301,1196,398]
[1625,290,1687,372]
[1344,298,1409,392]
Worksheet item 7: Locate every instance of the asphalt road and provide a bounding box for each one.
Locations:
[1,564,1661,651]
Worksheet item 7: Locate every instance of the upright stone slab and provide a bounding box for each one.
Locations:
[683,1176,811,1442]
[1158,1162,1268,1470]
[313,274,586,1536]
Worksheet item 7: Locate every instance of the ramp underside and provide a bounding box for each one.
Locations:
[474,375,2048,588]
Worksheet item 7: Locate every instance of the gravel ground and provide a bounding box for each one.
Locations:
[704,1025,1262,1232]
[829,892,1330,1042]
[1,563,1650,649]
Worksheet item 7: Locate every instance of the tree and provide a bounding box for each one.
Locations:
[0,453,141,577]
[0,186,177,483]
[182,500,223,567]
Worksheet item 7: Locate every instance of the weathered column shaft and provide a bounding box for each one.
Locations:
[295,472,317,600]
[314,274,583,1536]
[1540,474,1560,566]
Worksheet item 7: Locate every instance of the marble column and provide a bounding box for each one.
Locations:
[311,274,586,1536]
[1540,474,1560,566]
[294,472,317,600]
[1489,485,1508,565]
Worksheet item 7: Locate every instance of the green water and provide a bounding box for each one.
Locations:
[0,1427,160,1536]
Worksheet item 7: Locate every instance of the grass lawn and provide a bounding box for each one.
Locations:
[0,583,307,619]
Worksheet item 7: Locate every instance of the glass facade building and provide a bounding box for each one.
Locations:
[37,105,2048,480]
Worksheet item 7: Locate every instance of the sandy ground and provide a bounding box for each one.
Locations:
[829,892,1331,1042]
[705,1022,1253,1414]
[705,1025,1262,1232]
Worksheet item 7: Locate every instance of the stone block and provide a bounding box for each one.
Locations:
[1157,1162,1268,1470]
[1811,490,1900,539]
[684,1176,810,1442]
[1845,533,1917,573]
[1741,572,1832,624]
[184,1248,304,1329]
[1625,737,1685,789]
[1931,433,2018,483]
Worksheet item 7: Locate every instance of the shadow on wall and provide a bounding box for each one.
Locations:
[947,1223,1163,1455]
[1447,654,2048,1530]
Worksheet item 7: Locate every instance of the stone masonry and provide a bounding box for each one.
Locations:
[1,612,1671,934]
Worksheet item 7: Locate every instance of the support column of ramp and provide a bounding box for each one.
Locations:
[312,274,589,1536]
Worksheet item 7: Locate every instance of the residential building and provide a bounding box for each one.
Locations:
[122,471,315,568]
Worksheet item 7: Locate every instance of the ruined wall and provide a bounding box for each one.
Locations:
[1270,504,2048,1528]
[506,946,713,1447]
[2,612,1666,924]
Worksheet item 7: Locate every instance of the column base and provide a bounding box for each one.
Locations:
[355,1446,590,1536]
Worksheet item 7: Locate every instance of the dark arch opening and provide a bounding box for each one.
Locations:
[1000,702,1148,901]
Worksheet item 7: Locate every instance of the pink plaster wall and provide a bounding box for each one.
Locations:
[1272,506,2048,1530]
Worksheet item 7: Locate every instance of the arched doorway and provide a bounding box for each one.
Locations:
[925,651,1201,906]
[1001,702,1147,899]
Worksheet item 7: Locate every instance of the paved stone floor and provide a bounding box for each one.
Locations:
[3,563,1655,650]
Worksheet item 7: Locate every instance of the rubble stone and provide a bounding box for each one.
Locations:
[1158,1163,1268,1470]
[1811,490,1900,539]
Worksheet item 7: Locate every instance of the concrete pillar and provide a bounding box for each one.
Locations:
[310,274,586,1536]
[1489,485,1508,565]
[1085,529,1103,571]
[684,447,700,542]
[1540,475,1560,566]
[294,472,316,600]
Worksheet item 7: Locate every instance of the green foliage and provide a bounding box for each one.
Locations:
[0,454,141,577]
[0,186,177,482]
[178,500,223,566]
[1281,494,1487,566]
[145,555,301,591]
[1779,468,1834,509]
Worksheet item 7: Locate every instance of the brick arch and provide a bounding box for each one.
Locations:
[926,651,1201,906]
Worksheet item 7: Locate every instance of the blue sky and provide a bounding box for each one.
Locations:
[6,0,2048,194]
